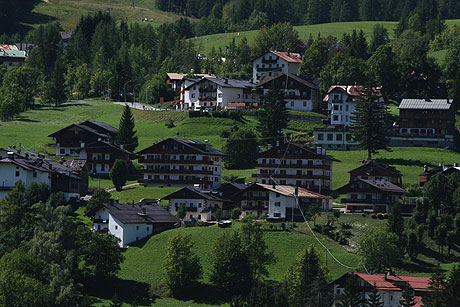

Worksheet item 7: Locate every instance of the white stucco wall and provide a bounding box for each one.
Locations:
[0,163,51,199]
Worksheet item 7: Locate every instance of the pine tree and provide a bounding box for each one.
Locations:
[338,274,364,307]
[257,88,288,142]
[350,87,389,160]
[387,202,405,245]
[425,265,446,307]
[399,284,416,307]
[116,105,138,152]
[366,283,383,307]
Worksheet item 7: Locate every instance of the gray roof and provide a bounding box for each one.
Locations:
[399,99,453,110]
[105,203,179,224]
[185,77,255,90]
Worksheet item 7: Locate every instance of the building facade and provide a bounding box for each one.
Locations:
[256,73,321,111]
[79,140,131,175]
[252,50,302,83]
[0,45,26,68]
[253,142,338,193]
[137,138,224,189]
[391,99,456,148]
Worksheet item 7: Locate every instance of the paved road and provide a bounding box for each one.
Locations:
[113,101,176,111]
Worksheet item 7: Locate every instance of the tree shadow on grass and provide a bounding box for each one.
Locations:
[166,282,228,305]
[400,258,437,274]
[85,277,155,306]
[14,116,39,123]
[375,158,436,168]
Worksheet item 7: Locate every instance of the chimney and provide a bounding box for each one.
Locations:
[224,78,228,84]
[423,165,428,172]
[7,152,14,159]
[204,140,209,150]
[120,144,124,150]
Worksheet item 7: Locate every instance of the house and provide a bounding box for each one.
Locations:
[79,140,132,176]
[238,183,270,218]
[215,182,248,205]
[137,138,225,189]
[337,178,406,213]
[48,121,118,157]
[349,159,402,186]
[419,163,460,187]
[0,44,27,68]
[0,151,88,201]
[391,99,456,148]
[182,77,259,111]
[93,202,179,247]
[165,73,214,91]
[253,142,339,193]
[256,73,321,111]
[162,187,231,222]
[313,85,383,150]
[252,50,302,83]
[60,30,75,47]
[237,183,331,219]
[330,271,432,307]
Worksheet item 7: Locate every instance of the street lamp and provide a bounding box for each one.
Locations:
[133,83,141,104]
[123,80,132,103]
[106,76,114,101]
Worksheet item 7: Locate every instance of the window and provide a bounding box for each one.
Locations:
[317,133,324,141]
[237,94,240,98]
[303,101,306,107]
[115,225,118,230]
[291,101,294,107]
[327,134,333,141]
[190,215,193,219]
[336,134,342,141]
[136,237,139,241]
[346,105,349,112]
[60,149,65,154]
[275,202,280,206]
[15,171,19,177]
[191,93,195,98]
[333,115,339,121]
[33,172,37,178]
[197,214,201,219]
[275,193,280,198]
[147,227,149,231]
[198,203,202,208]
[136,226,139,230]
[218,93,222,98]
[333,105,339,111]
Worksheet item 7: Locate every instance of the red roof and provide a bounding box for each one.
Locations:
[270,50,302,63]
[355,272,431,292]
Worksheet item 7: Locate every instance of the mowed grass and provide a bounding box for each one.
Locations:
[28,0,197,30]
[196,19,460,55]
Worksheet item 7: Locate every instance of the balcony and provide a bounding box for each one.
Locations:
[142,168,214,175]
[198,96,217,101]
[255,162,329,169]
[341,198,393,204]
[199,87,217,93]
[175,206,198,212]
[284,94,310,100]
[252,173,330,180]
[331,99,343,104]
[261,58,277,64]
[94,218,108,224]
[241,195,268,201]
[256,67,282,72]
[139,178,213,185]
[138,157,214,165]
[242,205,268,211]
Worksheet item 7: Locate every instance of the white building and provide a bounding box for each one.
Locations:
[313,85,383,150]
[252,50,302,83]
[181,77,259,111]
[330,271,431,307]
[0,45,26,68]
[0,155,52,199]
[93,202,179,247]
[162,187,231,222]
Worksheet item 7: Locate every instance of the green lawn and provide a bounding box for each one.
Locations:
[27,0,196,31]
[288,110,327,118]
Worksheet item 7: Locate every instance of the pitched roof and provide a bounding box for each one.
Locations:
[256,73,319,89]
[350,159,402,176]
[48,122,113,139]
[184,77,255,90]
[355,273,431,292]
[81,120,118,135]
[323,85,382,102]
[161,187,230,202]
[337,178,407,194]
[252,50,302,63]
[257,183,330,199]
[137,138,225,156]
[399,99,453,110]
[80,140,132,155]
[258,142,340,162]
[166,73,215,81]
[0,48,26,59]
[104,203,179,224]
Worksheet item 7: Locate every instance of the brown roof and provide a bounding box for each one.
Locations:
[137,138,225,156]
[337,178,407,194]
[252,50,302,63]
[258,183,330,199]
[256,73,319,89]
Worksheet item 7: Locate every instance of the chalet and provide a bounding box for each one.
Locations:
[391,99,456,148]
[79,140,131,176]
[419,163,460,187]
[253,142,339,193]
[237,183,331,219]
[256,73,321,111]
[162,187,231,222]
[93,202,179,247]
[349,159,402,186]
[330,271,432,307]
[166,73,214,91]
[137,138,225,189]
[252,50,302,83]
[182,77,259,111]
[313,85,383,150]
[0,44,26,68]
[337,178,406,213]
[238,183,270,218]
[215,182,248,206]
[0,151,88,201]
[48,121,118,157]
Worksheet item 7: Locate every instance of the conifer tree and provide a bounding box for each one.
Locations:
[338,274,364,307]
[350,87,389,160]
[116,105,138,152]
[399,284,416,307]
[387,202,405,246]
[366,283,383,307]
[257,88,288,142]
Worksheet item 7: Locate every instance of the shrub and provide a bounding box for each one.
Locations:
[165,120,175,128]
[371,213,377,219]
[383,213,389,219]
[220,129,231,138]
[231,207,242,220]
[281,222,286,230]
[377,213,384,220]
[362,213,367,217]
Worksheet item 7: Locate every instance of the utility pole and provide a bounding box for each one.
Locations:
[325,247,328,266]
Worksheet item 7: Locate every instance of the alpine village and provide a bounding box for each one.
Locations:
[3,1,460,306]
